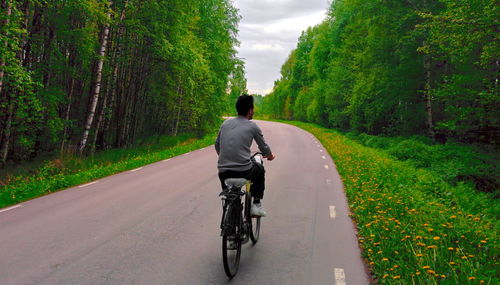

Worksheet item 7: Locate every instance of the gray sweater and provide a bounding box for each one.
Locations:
[215,117,272,172]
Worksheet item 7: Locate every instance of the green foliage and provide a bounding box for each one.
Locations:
[0,0,241,163]
[262,0,499,145]
[286,120,498,284]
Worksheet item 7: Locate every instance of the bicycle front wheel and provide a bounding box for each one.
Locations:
[250,215,260,243]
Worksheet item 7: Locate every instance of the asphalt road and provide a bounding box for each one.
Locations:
[0,120,369,285]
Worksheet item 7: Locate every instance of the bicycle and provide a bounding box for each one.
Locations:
[219,152,262,278]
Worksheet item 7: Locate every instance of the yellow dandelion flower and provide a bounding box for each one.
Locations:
[481,240,487,243]
[382,258,388,261]
[422,266,430,269]
[450,215,457,218]
[416,271,421,275]
[448,247,454,250]
[383,274,389,279]
[469,277,476,280]
[441,275,446,278]
[416,253,423,257]
[433,236,440,240]
[427,270,435,274]
[393,276,401,279]
[449,262,455,265]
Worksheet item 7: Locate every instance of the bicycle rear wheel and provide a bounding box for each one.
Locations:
[222,205,241,278]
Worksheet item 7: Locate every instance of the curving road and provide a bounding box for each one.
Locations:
[0,120,369,285]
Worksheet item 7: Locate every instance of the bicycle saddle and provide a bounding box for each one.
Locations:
[224,178,247,188]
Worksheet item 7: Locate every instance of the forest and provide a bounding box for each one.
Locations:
[0,0,241,166]
[262,0,498,145]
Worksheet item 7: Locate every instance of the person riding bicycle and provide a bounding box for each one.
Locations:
[215,94,275,217]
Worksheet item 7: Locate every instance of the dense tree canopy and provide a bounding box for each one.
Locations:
[0,0,242,164]
[263,0,499,145]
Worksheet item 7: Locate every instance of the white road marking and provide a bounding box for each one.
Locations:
[130,167,143,172]
[326,179,333,185]
[78,181,99,188]
[322,155,326,159]
[162,158,171,162]
[334,268,346,285]
[0,204,22,213]
[329,206,337,219]
[324,165,329,169]
[319,149,323,152]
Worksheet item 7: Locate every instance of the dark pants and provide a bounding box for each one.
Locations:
[219,161,266,199]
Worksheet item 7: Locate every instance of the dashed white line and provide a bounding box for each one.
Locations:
[319,149,323,152]
[329,206,337,219]
[334,268,346,285]
[0,204,22,213]
[130,167,143,172]
[322,155,326,159]
[324,165,329,169]
[79,181,99,188]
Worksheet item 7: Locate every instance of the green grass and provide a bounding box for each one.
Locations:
[282,120,498,284]
[344,132,499,196]
[0,133,216,208]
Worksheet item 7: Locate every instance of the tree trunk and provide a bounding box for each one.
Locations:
[60,77,75,154]
[174,86,183,136]
[103,2,127,147]
[91,78,111,153]
[0,0,12,95]
[1,101,14,164]
[424,53,435,139]
[79,0,113,154]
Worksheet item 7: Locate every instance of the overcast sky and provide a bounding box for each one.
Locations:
[232,0,330,95]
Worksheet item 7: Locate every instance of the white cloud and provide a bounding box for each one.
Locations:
[251,43,285,52]
[233,0,329,95]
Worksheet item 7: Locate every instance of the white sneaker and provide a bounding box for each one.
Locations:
[251,203,267,217]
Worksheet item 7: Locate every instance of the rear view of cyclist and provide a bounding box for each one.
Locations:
[215,94,275,216]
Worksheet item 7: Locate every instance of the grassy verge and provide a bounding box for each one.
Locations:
[284,121,498,284]
[0,133,216,208]
[343,132,499,196]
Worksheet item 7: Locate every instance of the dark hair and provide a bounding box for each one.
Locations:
[236,94,254,116]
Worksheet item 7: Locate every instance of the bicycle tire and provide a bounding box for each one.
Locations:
[250,215,260,243]
[222,205,241,278]
[244,185,261,244]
